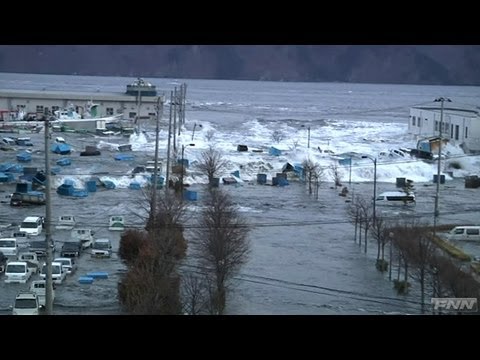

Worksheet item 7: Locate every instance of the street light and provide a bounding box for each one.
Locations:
[362,155,377,225]
[191,123,202,141]
[181,143,195,197]
[433,97,451,233]
[301,125,311,149]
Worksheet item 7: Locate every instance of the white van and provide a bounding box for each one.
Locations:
[19,216,44,236]
[40,262,66,284]
[5,261,32,283]
[0,238,18,257]
[447,226,480,242]
[375,191,415,205]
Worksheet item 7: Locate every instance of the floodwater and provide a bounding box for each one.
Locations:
[1,131,479,315]
[1,74,480,314]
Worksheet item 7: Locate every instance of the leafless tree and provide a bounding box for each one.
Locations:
[357,195,373,254]
[181,273,211,315]
[370,215,390,271]
[435,256,480,307]
[302,158,318,195]
[193,189,251,314]
[196,146,228,185]
[329,162,342,189]
[205,130,215,142]
[346,197,362,243]
[313,167,324,200]
[271,130,285,144]
[401,221,436,313]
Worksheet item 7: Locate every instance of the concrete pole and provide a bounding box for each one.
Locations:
[151,96,163,222]
[165,91,173,193]
[44,118,53,315]
[173,87,177,153]
[433,98,444,233]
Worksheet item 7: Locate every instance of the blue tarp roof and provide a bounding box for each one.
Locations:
[114,154,135,161]
[51,143,71,154]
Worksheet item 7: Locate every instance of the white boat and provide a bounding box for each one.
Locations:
[109,216,125,231]
[55,215,76,230]
[54,101,122,122]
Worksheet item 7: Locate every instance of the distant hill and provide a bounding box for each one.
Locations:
[1,45,479,85]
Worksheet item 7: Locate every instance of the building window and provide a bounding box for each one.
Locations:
[465,127,468,139]
[36,105,44,113]
[412,117,416,126]
[455,125,459,140]
[451,124,454,138]
[148,112,156,117]
[435,121,438,131]
[106,107,114,116]
[418,118,421,127]
[52,106,59,113]
[129,112,136,119]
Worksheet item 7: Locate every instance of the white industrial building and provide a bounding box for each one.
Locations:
[408,102,480,153]
[0,78,163,122]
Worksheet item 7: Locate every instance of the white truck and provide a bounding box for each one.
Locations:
[30,280,55,308]
[18,252,40,274]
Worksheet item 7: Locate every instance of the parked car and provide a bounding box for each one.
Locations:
[4,261,33,283]
[12,291,40,315]
[53,257,76,274]
[40,262,66,285]
[60,241,82,257]
[0,238,18,257]
[91,238,112,258]
[19,216,44,236]
[28,240,55,257]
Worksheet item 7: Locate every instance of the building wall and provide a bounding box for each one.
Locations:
[409,107,480,152]
[0,96,157,120]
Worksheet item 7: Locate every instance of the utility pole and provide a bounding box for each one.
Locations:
[349,157,352,186]
[151,96,163,223]
[135,85,142,133]
[182,83,187,126]
[44,118,53,315]
[178,84,183,136]
[307,126,310,149]
[433,97,451,235]
[173,87,177,153]
[165,91,173,192]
